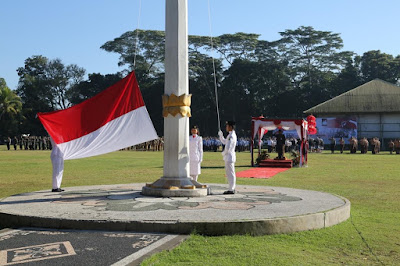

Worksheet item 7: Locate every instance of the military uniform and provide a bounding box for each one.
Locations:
[388,140,394,154]
[330,137,336,153]
[275,131,286,159]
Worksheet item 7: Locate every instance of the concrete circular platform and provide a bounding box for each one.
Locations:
[0,184,350,236]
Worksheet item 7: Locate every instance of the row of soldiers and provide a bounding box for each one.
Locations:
[121,136,251,152]
[4,136,52,151]
[121,138,164,151]
[329,137,400,154]
[348,137,381,154]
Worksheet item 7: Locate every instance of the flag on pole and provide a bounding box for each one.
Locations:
[37,71,158,160]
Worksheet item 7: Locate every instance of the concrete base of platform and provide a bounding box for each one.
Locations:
[0,184,350,236]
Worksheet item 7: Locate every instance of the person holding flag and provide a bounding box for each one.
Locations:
[37,72,158,192]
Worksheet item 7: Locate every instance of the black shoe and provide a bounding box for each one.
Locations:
[223,190,235,195]
[51,188,64,192]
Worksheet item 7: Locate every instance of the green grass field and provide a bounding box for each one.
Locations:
[0,146,399,265]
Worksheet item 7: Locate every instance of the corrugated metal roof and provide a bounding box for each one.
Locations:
[304,79,400,114]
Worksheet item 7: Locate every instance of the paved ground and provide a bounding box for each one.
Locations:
[0,184,350,235]
[0,228,185,266]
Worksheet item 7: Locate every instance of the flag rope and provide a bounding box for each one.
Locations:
[207,0,221,132]
[133,0,142,69]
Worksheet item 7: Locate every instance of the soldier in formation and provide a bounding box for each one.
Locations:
[349,137,358,154]
[394,139,400,154]
[359,137,369,154]
[370,138,381,154]
[388,140,395,154]
[329,137,336,153]
[339,137,345,153]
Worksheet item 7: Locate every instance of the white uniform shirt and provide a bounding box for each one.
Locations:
[189,134,203,175]
[219,130,237,163]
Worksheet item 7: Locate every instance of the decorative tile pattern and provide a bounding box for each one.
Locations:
[51,185,302,212]
[0,241,76,265]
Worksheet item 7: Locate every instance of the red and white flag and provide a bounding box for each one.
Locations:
[37,71,158,160]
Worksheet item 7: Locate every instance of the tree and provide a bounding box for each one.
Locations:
[46,59,85,109]
[16,55,85,134]
[0,78,23,137]
[331,57,363,95]
[67,72,123,105]
[100,29,165,86]
[220,59,292,130]
[189,51,223,135]
[277,26,354,110]
[359,50,400,84]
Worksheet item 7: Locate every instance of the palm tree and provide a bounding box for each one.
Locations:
[0,78,22,121]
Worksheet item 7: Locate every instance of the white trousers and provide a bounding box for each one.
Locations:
[51,153,64,189]
[190,175,198,181]
[225,162,236,191]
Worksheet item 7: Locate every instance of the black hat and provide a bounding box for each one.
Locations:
[192,125,198,129]
[226,121,236,126]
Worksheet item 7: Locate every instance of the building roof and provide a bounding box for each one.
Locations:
[304,79,400,114]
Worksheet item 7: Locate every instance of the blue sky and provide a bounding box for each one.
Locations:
[1,0,400,90]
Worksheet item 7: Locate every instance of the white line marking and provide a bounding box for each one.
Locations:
[111,235,179,266]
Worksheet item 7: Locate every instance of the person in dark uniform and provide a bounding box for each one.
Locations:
[330,137,336,154]
[6,137,11,150]
[275,129,286,160]
[13,136,18,150]
[19,136,23,150]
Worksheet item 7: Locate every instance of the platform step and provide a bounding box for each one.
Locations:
[259,159,293,168]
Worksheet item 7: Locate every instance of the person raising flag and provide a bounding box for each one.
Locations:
[218,121,237,194]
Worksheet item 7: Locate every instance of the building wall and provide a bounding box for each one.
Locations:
[357,113,400,141]
[317,113,400,150]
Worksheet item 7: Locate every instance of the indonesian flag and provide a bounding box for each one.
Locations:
[37,71,158,160]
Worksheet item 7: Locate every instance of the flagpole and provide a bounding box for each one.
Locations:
[142,0,207,197]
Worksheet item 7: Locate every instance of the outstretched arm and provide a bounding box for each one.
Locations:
[218,131,227,145]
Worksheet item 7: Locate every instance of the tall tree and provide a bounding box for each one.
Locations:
[189,51,223,135]
[100,29,165,86]
[359,50,400,84]
[67,72,123,105]
[220,59,292,130]
[0,78,23,136]
[278,26,353,109]
[16,55,85,134]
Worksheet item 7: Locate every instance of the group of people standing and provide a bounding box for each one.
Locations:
[263,137,299,154]
[121,138,164,152]
[202,137,250,152]
[328,137,400,154]
[3,136,52,151]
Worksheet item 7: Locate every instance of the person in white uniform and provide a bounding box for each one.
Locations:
[189,126,203,181]
[218,121,237,194]
[50,137,65,192]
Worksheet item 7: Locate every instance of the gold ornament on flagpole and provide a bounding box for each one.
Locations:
[162,93,192,117]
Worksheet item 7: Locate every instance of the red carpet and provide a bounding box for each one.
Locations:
[236,167,289,179]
